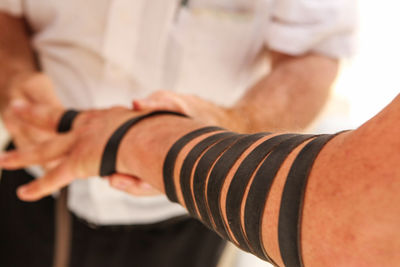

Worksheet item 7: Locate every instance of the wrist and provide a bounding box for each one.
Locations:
[117,114,201,190]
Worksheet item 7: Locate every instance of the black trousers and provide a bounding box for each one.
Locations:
[0,146,226,267]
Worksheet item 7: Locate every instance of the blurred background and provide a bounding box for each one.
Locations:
[1,0,400,266]
[316,0,400,131]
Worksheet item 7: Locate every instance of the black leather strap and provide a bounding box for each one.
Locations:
[278,134,335,267]
[57,110,80,133]
[164,126,223,203]
[244,134,315,262]
[100,110,188,177]
[206,133,267,239]
[225,134,296,253]
[192,134,243,228]
[180,132,236,215]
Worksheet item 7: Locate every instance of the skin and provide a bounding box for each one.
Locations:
[119,52,339,194]
[0,11,340,196]
[1,9,379,267]
[132,51,338,134]
[0,94,399,266]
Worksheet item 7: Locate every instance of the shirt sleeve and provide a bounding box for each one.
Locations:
[266,0,358,58]
[0,0,24,16]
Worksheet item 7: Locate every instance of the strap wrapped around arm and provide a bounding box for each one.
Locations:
[163,128,345,266]
[100,110,188,177]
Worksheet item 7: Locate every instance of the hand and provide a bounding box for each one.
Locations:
[1,72,63,149]
[1,104,161,201]
[9,84,161,197]
[13,102,162,196]
[133,90,245,132]
[108,90,243,197]
[107,90,243,196]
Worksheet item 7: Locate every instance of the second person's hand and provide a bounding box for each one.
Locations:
[1,72,63,149]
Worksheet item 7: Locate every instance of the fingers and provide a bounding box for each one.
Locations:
[11,115,54,143]
[133,98,184,112]
[2,105,21,134]
[2,107,41,148]
[108,174,161,196]
[10,100,64,132]
[17,162,75,202]
[0,133,75,169]
[9,124,52,149]
[16,122,54,143]
[132,91,186,113]
[20,73,63,106]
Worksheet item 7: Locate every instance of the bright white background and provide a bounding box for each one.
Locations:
[334,0,400,129]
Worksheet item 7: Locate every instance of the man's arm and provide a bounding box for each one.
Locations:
[119,97,399,266]
[232,51,338,132]
[1,95,399,266]
[123,96,400,266]
[0,12,35,107]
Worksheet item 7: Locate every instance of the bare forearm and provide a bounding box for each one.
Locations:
[1,93,398,265]
[120,95,400,266]
[232,52,339,132]
[0,13,35,104]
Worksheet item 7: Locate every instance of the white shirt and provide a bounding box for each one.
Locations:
[0,0,356,225]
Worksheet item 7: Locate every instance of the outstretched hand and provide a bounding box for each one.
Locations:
[0,104,161,201]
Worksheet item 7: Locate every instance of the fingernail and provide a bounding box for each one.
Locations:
[17,185,31,198]
[112,178,134,190]
[11,99,28,110]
